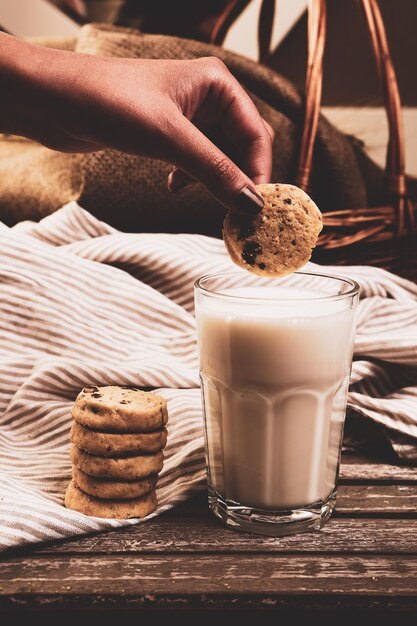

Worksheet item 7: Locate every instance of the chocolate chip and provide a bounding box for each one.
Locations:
[91,393,102,398]
[258,262,266,270]
[83,386,98,394]
[90,406,100,414]
[120,400,128,404]
[242,241,262,266]
[284,198,292,204]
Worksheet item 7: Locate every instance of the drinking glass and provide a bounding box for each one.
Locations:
[194,270,359,536]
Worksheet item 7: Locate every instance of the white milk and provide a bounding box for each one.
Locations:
[196,287,356,510]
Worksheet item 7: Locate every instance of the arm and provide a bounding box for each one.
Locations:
[0,32,273,213]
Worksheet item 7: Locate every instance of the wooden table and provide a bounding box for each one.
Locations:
[1,452,417,620]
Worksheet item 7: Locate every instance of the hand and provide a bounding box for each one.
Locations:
[0,34,273,214]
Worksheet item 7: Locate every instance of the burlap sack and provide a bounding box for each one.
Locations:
[0,23,384,234]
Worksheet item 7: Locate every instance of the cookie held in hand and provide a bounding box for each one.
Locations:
[223,183,323,277]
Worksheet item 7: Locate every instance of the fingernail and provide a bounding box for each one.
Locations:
[233,186,264,215]
[167,170,191,193]
[167,171,180,193]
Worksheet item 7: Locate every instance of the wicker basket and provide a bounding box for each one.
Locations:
[212,0,417,280]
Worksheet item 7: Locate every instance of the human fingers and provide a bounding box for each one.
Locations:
[192,58,273,185]
[166,113,264,215]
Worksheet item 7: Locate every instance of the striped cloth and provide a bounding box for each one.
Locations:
[1,202,416,551]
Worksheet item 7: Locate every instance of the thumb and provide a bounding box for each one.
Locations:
[169,116,264,216]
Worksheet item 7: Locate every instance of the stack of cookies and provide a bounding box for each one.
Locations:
[65,385,168,519]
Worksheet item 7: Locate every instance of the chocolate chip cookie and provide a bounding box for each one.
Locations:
[70,446,164,480]
[72,386,168,433]
[70,421,167,456]
[223,183,323,277]
[65,480,157,519]
[72,466,158,499]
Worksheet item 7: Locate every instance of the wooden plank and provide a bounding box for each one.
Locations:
[0,555,417,601]
[31,517,417,555]
[157,484,417,517]
[336,485,417,514]
[339,462,417,482]
[163,484,417,515]
[14,484,417,558]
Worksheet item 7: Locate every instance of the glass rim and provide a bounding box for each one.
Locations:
[194,270,360,303]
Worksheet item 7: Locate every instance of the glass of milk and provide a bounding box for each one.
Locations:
[194,270,359,536]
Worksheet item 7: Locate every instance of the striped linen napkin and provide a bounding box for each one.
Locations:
[1,202,416,551]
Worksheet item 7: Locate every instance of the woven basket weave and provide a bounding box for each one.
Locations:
[213,0,417,280]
